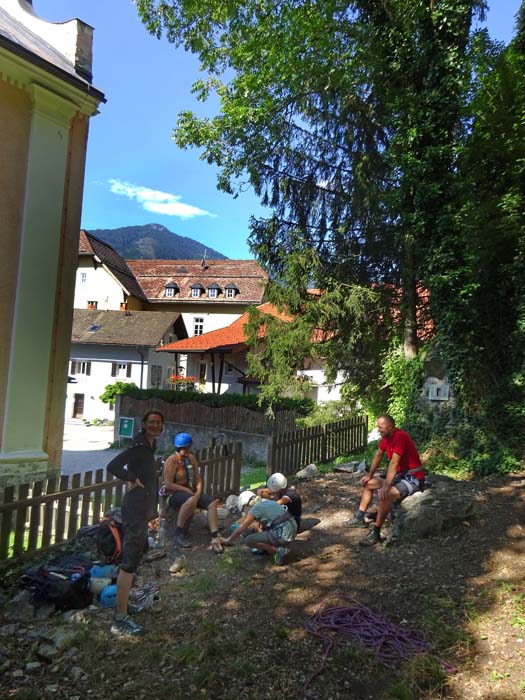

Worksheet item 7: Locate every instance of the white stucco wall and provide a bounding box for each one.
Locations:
[180,310,243,337]
[74,259,125,310]
[66,343,175,420]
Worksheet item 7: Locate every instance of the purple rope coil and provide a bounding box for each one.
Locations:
[303,593,457,699]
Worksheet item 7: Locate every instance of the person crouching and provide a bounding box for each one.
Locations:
[221,490,297,565]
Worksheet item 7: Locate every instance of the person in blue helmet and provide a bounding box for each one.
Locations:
[163,432,223,553]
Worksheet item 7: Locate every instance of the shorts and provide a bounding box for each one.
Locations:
[243,519,297,547]
[121,490,150,573]
[392,473,422,500]
[167,491,215,511]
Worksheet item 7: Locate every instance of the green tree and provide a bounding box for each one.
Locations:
[135,1,524,452]
[100,381,138,406]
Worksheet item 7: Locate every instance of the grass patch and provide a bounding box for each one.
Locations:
[173,642,200,664]
[420,594,471,651]
[216,549,246,571]
[174,572,218,596]
[240,463,267,489]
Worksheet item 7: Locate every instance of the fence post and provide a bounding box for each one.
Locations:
[321,424,328,463]
[266,435,274,477]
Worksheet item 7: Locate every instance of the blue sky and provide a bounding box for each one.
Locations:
[39,0,522,259]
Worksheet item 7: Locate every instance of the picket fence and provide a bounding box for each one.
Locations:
[267,415,368,476]
[0,442,242,561]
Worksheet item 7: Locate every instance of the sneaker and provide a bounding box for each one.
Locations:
[359,529,383,547]
[273,546,289,566]
[346,514,368,528]
[110,615,145,637]
[210,537,223,554]
[172,534,192,548]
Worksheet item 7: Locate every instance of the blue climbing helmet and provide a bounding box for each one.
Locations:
[174,432,193,449]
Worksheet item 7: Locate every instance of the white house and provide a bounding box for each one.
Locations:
[157,302,343,401]
[67,309,187,420]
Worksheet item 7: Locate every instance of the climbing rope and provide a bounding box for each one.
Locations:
[303,593,457,698]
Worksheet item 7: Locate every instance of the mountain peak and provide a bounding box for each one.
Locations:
[88,223,228,261]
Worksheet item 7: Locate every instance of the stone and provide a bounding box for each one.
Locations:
[47,627,78,652]
[12,669,24,678]
[26,661,42,672]
[0,624,18,637]
[296,463,318,479]
[4,590,34,622]
[387,473,480,544]
[37,644,60,660]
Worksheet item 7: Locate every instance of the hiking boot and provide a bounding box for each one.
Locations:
[273,546,289,566]
[172,534,192,548]
[346,514,368,528]
[359,529,383,547]
[110,614,145,637]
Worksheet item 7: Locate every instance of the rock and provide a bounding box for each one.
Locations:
[12,669,24,678]
[0,624,18,637]
[47,627,78,652]
[296,463,318,480]
[37,644,60,660]
[26,661,42,672]
[388,473,479,544]
[70,666,86,681]
[4,590,35,622]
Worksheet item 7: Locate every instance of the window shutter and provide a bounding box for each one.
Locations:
[126,364,132,378]
[71,361,76,375]
[111,363,117,377]
[86,362,91,376]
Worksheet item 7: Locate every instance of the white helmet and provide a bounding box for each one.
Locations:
[267,472,287,492]
[237,490,257,512]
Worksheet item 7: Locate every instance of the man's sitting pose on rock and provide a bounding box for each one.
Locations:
[163,432,223,553]
[347,414,425,547]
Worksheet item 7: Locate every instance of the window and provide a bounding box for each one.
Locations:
[193,317,204,336]
[80,272,87,283]
[224,363,234,376]
[70,360,91,376]
[208,288,218,298]
[87,300,98,309]
[225,288,236,299]
[150,365,162,388]
[111,362,132,378]
[165,287,175,298]
[191,287,201,298]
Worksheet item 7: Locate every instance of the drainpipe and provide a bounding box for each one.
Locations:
[137,349,145,388]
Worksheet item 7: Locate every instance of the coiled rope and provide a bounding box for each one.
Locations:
[303,593,456,698]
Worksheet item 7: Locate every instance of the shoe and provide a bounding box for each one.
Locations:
[110,615,145,637]
[169,555,186,574]
[359,529,383,547]
[211,537,223,554]
[173,534,192,548]
[273,546,289,566]
[346,514,368,528]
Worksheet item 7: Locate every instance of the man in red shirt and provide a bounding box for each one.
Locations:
[347,414,425,547]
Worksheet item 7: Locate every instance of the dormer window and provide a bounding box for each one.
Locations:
[165,281,179,298]
[207,283,222,299]
[190,282,205,298]
[225,283,239,299]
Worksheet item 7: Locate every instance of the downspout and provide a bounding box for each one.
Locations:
[137,349,145,389]
[210,352,216,393]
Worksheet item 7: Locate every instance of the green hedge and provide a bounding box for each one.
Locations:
[122,387,315,415]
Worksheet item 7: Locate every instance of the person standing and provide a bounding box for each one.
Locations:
[106,410,164,636]
[347,414,425,546]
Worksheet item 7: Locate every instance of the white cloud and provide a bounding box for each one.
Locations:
[108,179,215,219]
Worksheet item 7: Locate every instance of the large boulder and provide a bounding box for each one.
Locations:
[387,473,481,544]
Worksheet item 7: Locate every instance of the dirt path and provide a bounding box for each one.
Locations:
[1,471,524,700]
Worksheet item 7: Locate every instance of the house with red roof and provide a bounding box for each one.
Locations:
[157,302,343,401]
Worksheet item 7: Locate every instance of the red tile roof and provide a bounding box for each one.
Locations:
[72,309,183,347]
[158,302,291,353]
[127,259,267,304]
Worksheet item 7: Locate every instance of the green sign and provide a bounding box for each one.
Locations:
[118,417,135,439]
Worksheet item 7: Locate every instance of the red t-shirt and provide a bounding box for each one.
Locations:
[379,429,424,479]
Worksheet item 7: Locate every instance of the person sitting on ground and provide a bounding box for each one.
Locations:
[221,490,297,565]
[163,432,223,553]
[106,409,164,637]
[256,472,302,529]
[347,414,425,547]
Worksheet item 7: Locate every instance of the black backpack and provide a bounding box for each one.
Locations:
[19,554,93,612]
[96,516,124,563]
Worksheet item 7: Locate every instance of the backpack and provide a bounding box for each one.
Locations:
[19,554,93,612]
[96,516,124,563]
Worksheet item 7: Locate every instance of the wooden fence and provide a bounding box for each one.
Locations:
[0,442,242,562]
[267,415,368,476]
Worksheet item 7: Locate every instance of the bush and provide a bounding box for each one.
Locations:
[120,386,315,415]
